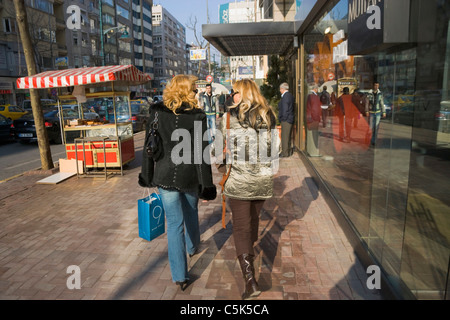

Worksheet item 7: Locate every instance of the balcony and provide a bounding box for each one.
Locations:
[57,44,68,54]
[56,18,66,30]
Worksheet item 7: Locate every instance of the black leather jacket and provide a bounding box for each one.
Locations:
[138,102,217,200]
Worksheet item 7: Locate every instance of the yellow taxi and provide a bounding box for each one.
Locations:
[0,105,28,121]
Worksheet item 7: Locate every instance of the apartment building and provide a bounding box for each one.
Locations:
[152,4,187,95]
[0,0,58,105]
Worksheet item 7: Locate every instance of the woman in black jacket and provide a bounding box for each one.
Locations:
[139,75,216,290]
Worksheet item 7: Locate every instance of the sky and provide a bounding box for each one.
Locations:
[153,0,237,61]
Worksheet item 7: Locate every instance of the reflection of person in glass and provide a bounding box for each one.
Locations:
[337,87,358,142]
[306,84,322,156]
[366,82,386,146]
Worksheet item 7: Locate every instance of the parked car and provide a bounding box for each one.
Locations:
[13,108,79,144]
[393,104,415,126]
[0,105,27,121]
[0,114,15,143]
[152,95,163,104]
[437,100,450,133]
[130,100,150,132]
[22,99,56,112]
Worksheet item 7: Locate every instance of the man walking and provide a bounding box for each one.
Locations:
[320,86,331,127]
[366,82,386,146]
[278,82,294,157]
[199,83,220,144]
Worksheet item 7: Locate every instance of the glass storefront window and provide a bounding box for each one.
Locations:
[303,0,450,299]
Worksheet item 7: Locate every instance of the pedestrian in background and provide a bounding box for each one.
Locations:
[352,88,369,128]
[199,83,220,144]
[278,82,295,157]
[366,82,386,146]
[337,87,358,142]
[218,79,279,300]
[320,85,331,127]
[306,84,322,156]
[139,75,217,290]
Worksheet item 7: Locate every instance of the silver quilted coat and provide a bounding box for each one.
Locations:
[216,112,280,200]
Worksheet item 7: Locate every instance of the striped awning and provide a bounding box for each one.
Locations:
[16,65,151,89]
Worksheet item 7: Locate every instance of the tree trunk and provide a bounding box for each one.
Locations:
[13,0,54,170]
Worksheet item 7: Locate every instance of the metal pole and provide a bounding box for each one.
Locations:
[99,0,105,66]
[207,0,211,76]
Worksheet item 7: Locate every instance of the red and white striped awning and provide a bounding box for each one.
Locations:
[16,65,151,89]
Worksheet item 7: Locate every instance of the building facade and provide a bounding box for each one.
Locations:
[152,4,187,95]
[131,0,154,95]
[0,0,59,105]
[0,0,154,104]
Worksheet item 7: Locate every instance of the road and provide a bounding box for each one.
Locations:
[0,141,67,182]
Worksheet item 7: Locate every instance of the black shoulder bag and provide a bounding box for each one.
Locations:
[145,112,163,161]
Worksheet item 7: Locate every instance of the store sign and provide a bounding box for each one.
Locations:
[238,66,253,75]
[190,49,206,61]
[219,3,229,24]
[332,30,349,64]
[55,57,68,67]
[348,0,410,55]
[347,0,384,55]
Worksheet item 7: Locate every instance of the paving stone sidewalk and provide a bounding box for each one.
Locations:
[0,131,383,300]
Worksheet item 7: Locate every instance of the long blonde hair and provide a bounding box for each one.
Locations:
[230,79,276,130]
[163,75,200,112]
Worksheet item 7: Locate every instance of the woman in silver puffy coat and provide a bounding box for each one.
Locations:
[217,79,280,300]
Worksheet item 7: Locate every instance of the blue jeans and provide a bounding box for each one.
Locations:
[368,112,381,145]
[206,115,216,144]
[158,188,200,282]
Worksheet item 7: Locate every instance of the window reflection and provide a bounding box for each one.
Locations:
[303,0,450,299]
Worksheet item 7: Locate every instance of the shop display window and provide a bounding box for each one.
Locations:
[302,0,450,299]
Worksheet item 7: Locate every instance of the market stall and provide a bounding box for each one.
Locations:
[16,65,151,177]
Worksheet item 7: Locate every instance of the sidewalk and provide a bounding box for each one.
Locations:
[0,131,384,300]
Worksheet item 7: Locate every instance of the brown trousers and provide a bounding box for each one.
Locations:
[228,198,265,257]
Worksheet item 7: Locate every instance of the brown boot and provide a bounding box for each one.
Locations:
[238,253,261,300]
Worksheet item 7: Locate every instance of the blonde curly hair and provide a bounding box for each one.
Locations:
[162,75,200,113]
[229,79,276,130]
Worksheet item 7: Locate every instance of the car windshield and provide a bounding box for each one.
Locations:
[131,104,141,113]
[43,110,58,117]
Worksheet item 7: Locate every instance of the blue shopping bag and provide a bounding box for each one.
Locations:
[138,192,165,241]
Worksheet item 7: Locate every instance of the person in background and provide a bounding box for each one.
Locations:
[278,82,295,157]
[352,88,369,128]
[320,86,331,128]
[139,75,217,291]
[306,84,322,156]
[337,87,358,142]
[199,83,220,144]
[218,79,279,300]
[366,82,386,146]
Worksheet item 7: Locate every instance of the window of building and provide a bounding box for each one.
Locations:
[30,0,54,14]
[102,13,115,26]
[117,5,130,19]
[3,18,17,34]
[103,0,114,7]
[73,31,79,46]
